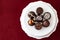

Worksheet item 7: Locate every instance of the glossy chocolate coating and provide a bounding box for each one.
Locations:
[28,11,36,19]
[35,22,42,30]
[43,12,51,20]
[36,7,43,15]
[42,20,50,27]
[28,19,35,26]
[33,15,43,22]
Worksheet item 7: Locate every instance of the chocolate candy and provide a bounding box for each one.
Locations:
[43,12,51,20]
[34,15,43,22]
[28,7,51,30]
[35,22,42,30]
[42,20,50,27]
[28,19,35,26]
[36,7,43,15]
[28,11,36,19]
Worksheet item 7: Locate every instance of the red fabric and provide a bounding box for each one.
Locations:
[0,0,60,40]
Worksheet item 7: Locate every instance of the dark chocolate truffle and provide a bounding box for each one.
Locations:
[42,20,50,27]
[43,12,51,20]
[28,11,36,19]
[36,7,43,15]
[35,22,42,30]
[28,19,35,26]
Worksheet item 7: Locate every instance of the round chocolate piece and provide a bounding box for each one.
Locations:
[43,12,51,20]
[35,22,42,30]
[42,20,50,27]
[36,7,43,15]
[33,15,43,22]
[28,11,36,19]
[28,19,35,26]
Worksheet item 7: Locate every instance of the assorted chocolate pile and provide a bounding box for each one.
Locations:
[28,7,51,30]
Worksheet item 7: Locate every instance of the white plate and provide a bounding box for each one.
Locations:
[20,1,58,39]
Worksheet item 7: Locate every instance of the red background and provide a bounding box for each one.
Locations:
[0,0,60,40]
